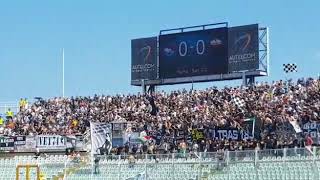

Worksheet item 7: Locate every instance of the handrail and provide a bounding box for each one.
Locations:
[62,146,320,179]
[93,147,318,163]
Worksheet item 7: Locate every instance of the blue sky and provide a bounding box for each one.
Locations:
[0,0,319,102]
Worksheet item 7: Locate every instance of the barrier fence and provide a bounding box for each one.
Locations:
[62,147,320,180]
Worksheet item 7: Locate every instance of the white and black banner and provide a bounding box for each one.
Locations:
[36,135,66,149]
[14,136,26,146]
[0,137,15,151]
[303,121,320,144]
[289,120,302,133]
[90,122,112,155]
[16,136,36,152]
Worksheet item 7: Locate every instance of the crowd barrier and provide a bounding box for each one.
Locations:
[61,147,320,180]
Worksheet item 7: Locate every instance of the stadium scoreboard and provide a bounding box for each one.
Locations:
[159,27,228,78]
[131,23,262,85]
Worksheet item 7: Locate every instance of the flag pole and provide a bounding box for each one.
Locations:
[317,73,320,93]
[62,48,65,98]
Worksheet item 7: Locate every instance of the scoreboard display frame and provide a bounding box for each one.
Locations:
[159,26,229,79]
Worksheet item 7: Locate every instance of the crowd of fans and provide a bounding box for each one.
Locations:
[0,77,319,155]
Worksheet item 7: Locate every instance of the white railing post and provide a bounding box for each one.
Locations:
[64,158,68,180]
[283,148,287,162]
[313,146,316,161]
[226,150,229,166]
[235,151,238,161]
[90,156,94,180]
[227,152,230,180]
[145,154,148,180]
[254,149,258,166]
[312,146,317,180]
[118,155,121,180]
[172,153,175,179]
[255,149,259,180]
[198,152,202,179]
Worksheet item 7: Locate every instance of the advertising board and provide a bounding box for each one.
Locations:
[228,24,259,72]
[131,37,158,82]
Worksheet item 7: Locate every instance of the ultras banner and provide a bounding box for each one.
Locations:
[209,118,256,141]
[209,128,253,140]
[36,135,66,149]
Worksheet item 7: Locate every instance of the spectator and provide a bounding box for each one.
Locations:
[305,134,314,155]
[5,108,13,120]
[94,156,100,174]
[128,155,135,168]
[0,116,3,126]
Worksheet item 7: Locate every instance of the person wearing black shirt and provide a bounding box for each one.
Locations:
[265,136,273,149]
[208,140,215,152]
[199,140,206,152]
[94,156,100,174]
[132,144,138,154]
[292,138,299,148]
[142,144,148,154]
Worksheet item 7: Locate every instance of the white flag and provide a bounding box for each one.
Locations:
[289,120,302,133]
[90,122,112,155]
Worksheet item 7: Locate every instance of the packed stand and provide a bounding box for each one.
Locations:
[0,78,319,155]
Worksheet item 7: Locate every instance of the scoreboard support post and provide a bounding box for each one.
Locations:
[242,72,256,87]
[242,72,247,86]
[141,79,146,94]
[141,79,156,94]
[148,85,155,94]
[248,76,255,86]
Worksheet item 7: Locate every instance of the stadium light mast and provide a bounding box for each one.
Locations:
[62,48,65,98]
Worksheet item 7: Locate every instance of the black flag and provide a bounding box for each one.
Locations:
[147,96,158,116]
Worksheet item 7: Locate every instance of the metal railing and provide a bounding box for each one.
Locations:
[0,102,19,114]
[63,147,320,180]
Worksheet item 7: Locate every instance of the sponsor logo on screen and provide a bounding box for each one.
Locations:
[233,33,251,51]
[132,64,156,73]
[229,33,256,63]
[163,48,175,57]
[210,38,223,46]
[139,46,151,63]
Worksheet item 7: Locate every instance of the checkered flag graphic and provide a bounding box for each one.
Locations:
[231,96,245,108]
[283,63,298,73]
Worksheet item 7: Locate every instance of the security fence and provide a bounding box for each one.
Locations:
[62,147,320,180]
